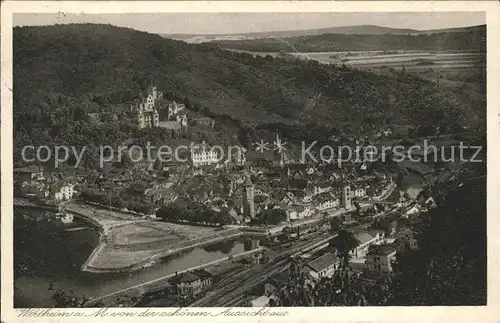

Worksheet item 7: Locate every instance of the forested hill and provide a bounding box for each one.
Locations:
[14,24,484,149]
[209,25,486,52]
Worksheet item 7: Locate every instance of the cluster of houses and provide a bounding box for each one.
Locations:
[15,80,393,224]
[165,269,214,299]
[153,212,420,307]
[14,130,392,226]
[244,223,418,307]
[159,261,244,301]
[14,165,77,203]
[92,131,391,222]
[159,153,392,225]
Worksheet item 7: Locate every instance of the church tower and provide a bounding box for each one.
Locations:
[341,184,352,209]
[242,175,256,219]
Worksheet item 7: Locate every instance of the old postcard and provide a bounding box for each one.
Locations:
[1,1,499,323]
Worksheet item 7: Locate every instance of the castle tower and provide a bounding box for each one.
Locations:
[137,104,145,129]
[242,175,255,219]
[180,114,188,130]
[153,109,159,127]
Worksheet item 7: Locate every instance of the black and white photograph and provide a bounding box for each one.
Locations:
[2,2,496,317]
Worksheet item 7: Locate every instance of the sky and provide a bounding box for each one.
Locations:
[13,12,485,35]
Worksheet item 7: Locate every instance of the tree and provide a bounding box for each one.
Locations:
[121,152,133,168]
[153,158,162,171]
[329,217,341,232]
[273,260,389,306]
[52,289,89,308]
[183,97,193,110]
[353,201,361,217]
[331,229,359,267]
[389,174,486,305]
[73,105,86,121]
[259,209,287,225]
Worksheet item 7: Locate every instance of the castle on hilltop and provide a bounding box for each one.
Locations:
[130,85,188,132]
[163,101,188,131]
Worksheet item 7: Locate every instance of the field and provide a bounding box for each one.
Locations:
[305,51,482,68]
[68,203,243,271]
[226,49,485,76]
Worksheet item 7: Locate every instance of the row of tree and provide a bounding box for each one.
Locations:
[254,209,287,225]
[157,201,235,226]
[80,189,156,215]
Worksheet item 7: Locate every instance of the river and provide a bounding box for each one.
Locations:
[14,211,245,308]
[14,173,425,308]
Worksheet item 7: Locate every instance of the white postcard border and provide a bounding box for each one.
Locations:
[2,1,499,322]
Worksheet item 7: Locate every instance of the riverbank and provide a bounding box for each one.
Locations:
[82,183,396,273]
[84,246,264,307]
[14,198,60,211]
[15,182,397,274]
[13,208,249,307]
[60,203,245,273]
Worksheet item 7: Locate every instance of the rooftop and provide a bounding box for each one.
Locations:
[367,244,397,257]
[287,204,306,212]
[307,252,338,272]
[316,182,333,188]
[313,192,337,204]
[14,165,43,173]
[193,269,213,280]
[50,181,73,193]
[355,232,376,245]
[171,272,200,284]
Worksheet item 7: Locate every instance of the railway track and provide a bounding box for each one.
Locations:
[189,235,336,307]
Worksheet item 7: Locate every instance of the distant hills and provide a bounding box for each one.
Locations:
[204,25,486,53]
[13,24,485,155]
[164,24,485,44]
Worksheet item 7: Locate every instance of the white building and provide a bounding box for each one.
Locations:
[58,212,74,224]
[191,144,219,167]
[316,199,340,212]
[53,183,76,201]
[313,183,333,196]
[167,101,186,119]
[313,192,340,212]
[232,147,247,166]
[286,204,312,221]
[350,231,385,259]
[365,244,397,273]
[352,185,367,198]
[304,253,340,281]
